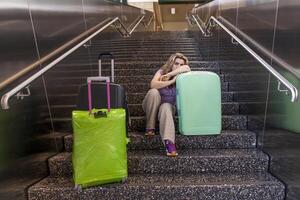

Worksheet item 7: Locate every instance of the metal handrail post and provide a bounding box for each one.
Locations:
[192,15,206,35]
[191,15,211,37]
[129,15,145,35]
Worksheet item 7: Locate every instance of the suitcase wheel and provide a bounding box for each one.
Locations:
[121,177,127,183]
[74,184,83,192]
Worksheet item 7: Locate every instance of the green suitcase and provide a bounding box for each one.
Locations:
[176,71,221,135]
[72,77,127,188]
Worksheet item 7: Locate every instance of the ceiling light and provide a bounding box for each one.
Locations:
[171,8,175,15]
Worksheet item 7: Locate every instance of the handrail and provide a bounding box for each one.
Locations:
[1,15,151,109]
[191,15,211,37]
[191,15,206,36]
[191,15,298,102]
[146,15,154,27]
[218,16,300,78]
[129,15,145,35]
[0,18,110,91]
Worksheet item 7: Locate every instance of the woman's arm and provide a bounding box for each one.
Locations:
[150,70,176,89]
[168,65,191,77]
[160,65,191,81]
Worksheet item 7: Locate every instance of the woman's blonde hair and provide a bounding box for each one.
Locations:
[161,53,189,74]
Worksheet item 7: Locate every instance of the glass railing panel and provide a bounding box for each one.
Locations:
[264,70,300,200]
[0,76,58,199]
[0,1,152,198]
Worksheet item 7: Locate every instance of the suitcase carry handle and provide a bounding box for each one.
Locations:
[87,77,111,114]
[98,52,114,83]
[98,52,114,59]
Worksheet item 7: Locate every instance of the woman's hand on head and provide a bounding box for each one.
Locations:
[160,74,171,81]
[150,71,175,89]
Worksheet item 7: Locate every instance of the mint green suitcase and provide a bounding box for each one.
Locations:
[176,71,221,135]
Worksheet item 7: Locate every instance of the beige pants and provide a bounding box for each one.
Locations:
[142,89,176,143]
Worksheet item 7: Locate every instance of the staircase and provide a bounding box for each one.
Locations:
[28,31,285,199]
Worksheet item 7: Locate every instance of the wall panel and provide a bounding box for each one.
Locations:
[0,0,38,84]
[29,0,86,58]
[273,0,300,77]
[237,0,278,59]
[219,0,238,26]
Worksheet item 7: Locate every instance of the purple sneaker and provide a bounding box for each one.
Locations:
[164,140,178,157]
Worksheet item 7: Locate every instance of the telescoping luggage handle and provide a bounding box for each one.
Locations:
[87,77,110,115]
[98,52,114,83]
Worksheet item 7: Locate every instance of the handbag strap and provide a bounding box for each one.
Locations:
[87,77,111,114]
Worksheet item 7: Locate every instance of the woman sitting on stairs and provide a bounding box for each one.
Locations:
[142,53,191,157]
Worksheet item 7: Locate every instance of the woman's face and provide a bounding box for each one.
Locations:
[172,58,185,71]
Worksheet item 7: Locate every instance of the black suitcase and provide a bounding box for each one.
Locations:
[76,83,126,110]
[76,53,129,133]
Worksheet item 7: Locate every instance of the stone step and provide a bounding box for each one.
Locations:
[44,115,248,132]
[73,50,246,57]
[93,38,197,42]
[38,91,235,108]
[88,40,237,46]
[46,66,268,77]
[83,46,201,51]
[45,73,268,86]
[65,56,248,63]
[62,57,203,63]
[47,81,267,95]
[83,51,203,56]
[43,82,229,94]
[64,130,257,152]
[233,91,268,102]
[125,91,267,104]
[46,67,220,77]
[95,40,197,43]
[41,102,241,118]
[228,82,268,91]
[41,101,266,121]
[28,173,284,200]
[129,115,248,131]
[0,152,58,200]
[89,45,244,51]
[54,63,266,75]
[57,60,259,68]
[56,61,214,69]
[85,50,203,56]
[43,81,269,95]
[103,44,241,48]
[97,39,197,43]
[203,56,253,61]
[48,149,268,177]
[86,47,244,54]
[88,43,199,48]
[64,54,249,63]
[86,47,202,52]
[25,132,67,154]
[128,102,266,116]
[40,100,266,119]
[0,176,46,200]
[89,42,237,48]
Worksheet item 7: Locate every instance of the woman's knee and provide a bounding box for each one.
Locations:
[147,88,160,98]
